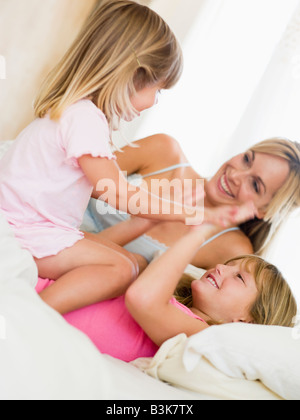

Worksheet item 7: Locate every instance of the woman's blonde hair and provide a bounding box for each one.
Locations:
[240,138,300,254]
[174,255,298,328]
[34,0,183,135]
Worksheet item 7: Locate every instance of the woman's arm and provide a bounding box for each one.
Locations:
[86,217,157,247]
[115,134,188,176]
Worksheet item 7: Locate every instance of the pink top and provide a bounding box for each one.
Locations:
[36,278,207,363]
[0,100,116,258]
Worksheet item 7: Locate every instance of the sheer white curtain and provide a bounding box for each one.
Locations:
[114,0,300,302]
[222,3,300,302]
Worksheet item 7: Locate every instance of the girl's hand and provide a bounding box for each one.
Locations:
[204,201,258,228]
[187,201,258,232]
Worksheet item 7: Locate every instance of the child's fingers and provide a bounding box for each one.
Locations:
[202,202,258,227]
[185,201,258,227]
[231,201,258,224]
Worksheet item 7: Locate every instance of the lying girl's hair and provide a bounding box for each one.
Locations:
[240,138,300,255]
[34,0,183,133]
[174,255,298,328]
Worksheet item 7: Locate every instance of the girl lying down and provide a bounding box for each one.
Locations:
[37,211,297,363]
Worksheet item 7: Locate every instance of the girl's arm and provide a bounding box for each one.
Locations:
[79,154,241,227]
[125,203,257,346]
[79,155,195,223]
[125,225,215,345]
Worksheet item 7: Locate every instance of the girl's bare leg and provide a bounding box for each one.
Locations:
[83,231,148,273]
[83,216,157,273]
[35,238,137,314]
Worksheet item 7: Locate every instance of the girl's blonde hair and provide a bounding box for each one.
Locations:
[174,255,298,328]
[240,138,300,254]
[34,0,183,134]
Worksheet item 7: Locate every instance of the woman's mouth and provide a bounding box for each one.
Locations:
[218,174,235,198]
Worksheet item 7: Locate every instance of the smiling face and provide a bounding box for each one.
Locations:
[128,84,161,120]
[205,151,290,219]
[191,260,258,324]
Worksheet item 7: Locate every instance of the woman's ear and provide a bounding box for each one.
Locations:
[256,207,267,220]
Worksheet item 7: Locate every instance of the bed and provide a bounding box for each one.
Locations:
[0,140,299,401]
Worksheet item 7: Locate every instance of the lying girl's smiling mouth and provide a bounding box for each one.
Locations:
[206,273,219,289]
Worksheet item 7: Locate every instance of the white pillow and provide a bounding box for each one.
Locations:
[149,255,300,400]
[133,334,282,400]
[183,323,300,400]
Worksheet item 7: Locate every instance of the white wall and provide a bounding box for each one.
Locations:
[0,0,97,141]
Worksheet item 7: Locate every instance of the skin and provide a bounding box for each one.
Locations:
[115,134,290,269]
[125,218,259,347]
[37,83,243,314]
[205,150,290,219]
[129,84,161,119]
[191,260,258,324]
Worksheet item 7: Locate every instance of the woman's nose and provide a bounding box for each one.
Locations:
[229,168,243,186]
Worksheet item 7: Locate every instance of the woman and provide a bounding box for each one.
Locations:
[83,134,300,270]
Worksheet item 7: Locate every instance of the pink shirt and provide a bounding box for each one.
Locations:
[36,278,207,363]
[0,100,116,258]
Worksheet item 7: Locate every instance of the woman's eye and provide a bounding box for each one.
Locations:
[243,153,251,165]
[253,180,259,194]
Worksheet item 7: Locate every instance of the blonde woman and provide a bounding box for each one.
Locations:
[37,214,297,362]
[85,136,300,269]
[0,1,241,315]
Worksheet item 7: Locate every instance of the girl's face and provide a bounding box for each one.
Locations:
[191,260,258,323]
[129,84,161,120]
[205,151,290,219]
